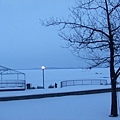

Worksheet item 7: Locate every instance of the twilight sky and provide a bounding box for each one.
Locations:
[0,0,86,69]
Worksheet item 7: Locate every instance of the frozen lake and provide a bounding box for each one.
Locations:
[21,68,119,88]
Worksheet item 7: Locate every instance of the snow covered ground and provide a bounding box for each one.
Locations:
[0,68,120,120]
[0,92,120,120]
[0,85,111,97]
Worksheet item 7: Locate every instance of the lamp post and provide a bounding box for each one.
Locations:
[41,66,45,89]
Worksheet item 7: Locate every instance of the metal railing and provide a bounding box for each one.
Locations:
[61,79,107,88]
[0,80,26,89]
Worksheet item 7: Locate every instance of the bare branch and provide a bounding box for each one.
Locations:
[109,3,120,15]
[115,67,120,79]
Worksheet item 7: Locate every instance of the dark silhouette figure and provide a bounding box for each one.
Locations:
[55,83,57,88]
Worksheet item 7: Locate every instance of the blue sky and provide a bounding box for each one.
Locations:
[0,0,85,69]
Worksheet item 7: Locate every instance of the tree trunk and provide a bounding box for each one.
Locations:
[110,77,118,117]
[110,41,118,117]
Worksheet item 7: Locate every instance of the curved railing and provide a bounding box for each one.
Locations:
[61,79,107,88]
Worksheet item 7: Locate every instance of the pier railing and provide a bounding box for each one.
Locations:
[61,79,107,88]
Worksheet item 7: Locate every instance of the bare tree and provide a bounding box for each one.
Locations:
[42,0,120,117]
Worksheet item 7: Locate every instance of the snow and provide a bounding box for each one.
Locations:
[0,68,120,120]
[0,93,120,120]
[0,85,110,97]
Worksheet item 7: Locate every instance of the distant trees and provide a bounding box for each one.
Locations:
[42,0,120,117]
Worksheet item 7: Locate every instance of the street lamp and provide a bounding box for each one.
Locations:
[41,66,45,89]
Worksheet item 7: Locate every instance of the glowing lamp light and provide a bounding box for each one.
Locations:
[41,66,45,70]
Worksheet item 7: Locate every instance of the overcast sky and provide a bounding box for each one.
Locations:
[0,0,86,69]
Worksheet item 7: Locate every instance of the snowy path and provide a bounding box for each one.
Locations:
[0,85,111,97]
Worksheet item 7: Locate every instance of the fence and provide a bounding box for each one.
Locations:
[0,80,26,89]
[61,79,107,88]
